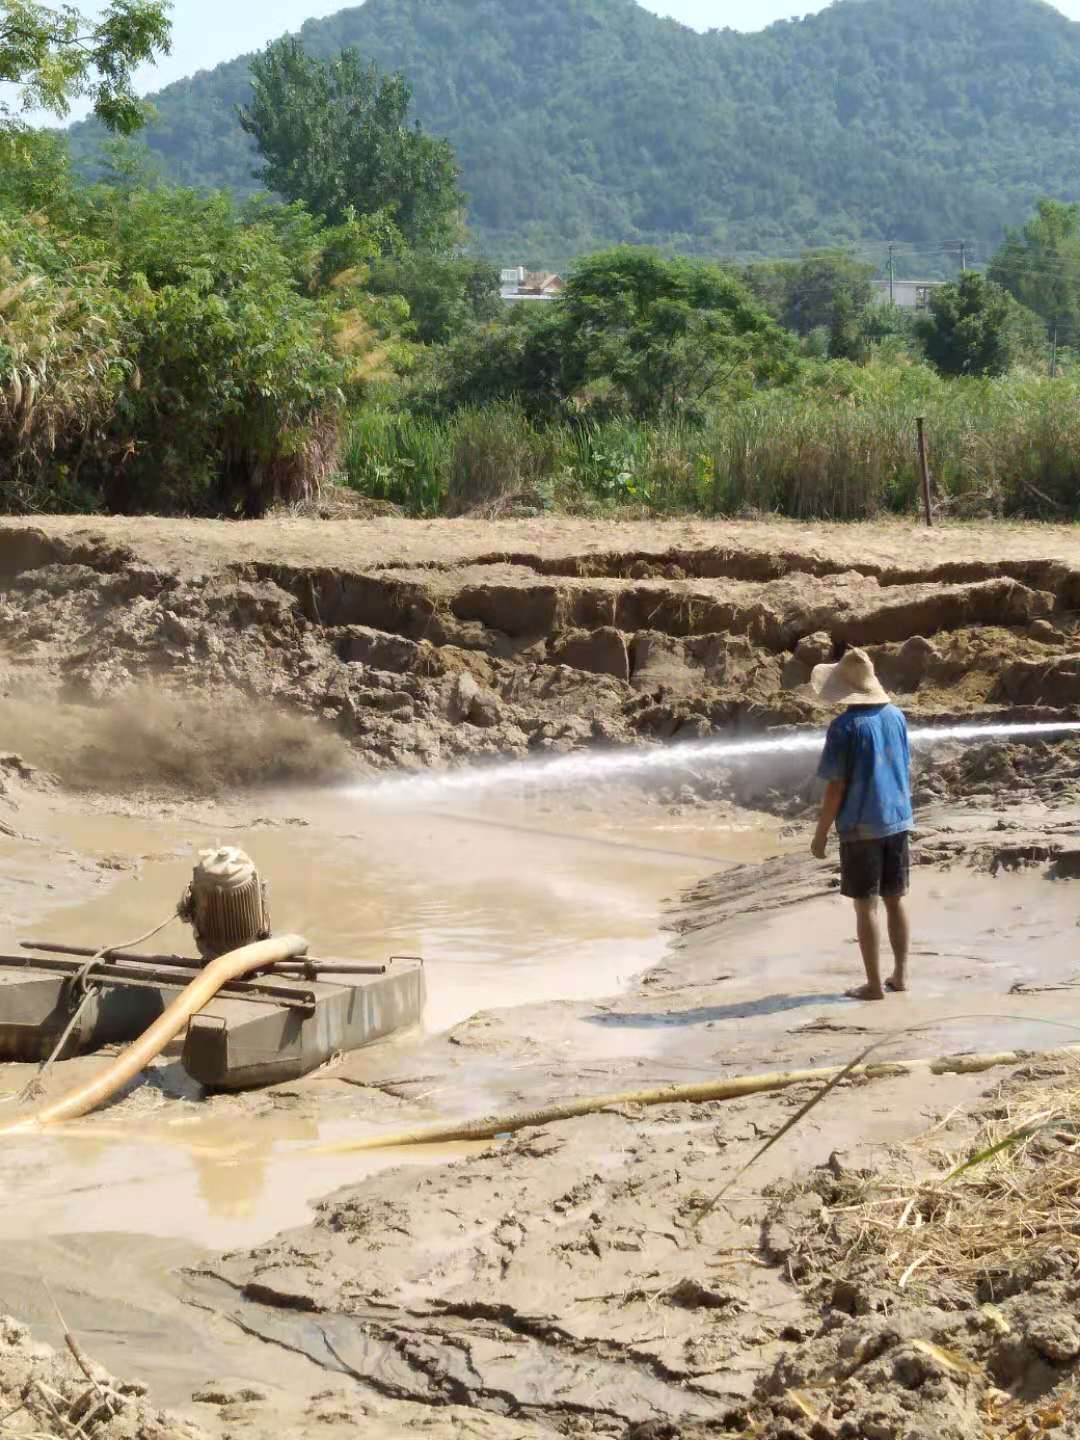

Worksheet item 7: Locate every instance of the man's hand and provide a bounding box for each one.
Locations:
[812,780,845,862]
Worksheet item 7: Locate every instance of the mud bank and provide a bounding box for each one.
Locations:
[2,517,1080,789]
[2,518,1080,1438]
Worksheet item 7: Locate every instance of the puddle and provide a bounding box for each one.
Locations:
[0,785,787,1247]
[0,1115,482,1250]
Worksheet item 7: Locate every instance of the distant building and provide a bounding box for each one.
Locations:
[500,266,565,302]
[872,279,945,311]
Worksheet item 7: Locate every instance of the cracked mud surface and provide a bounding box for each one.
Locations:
[1,517,1080,1437]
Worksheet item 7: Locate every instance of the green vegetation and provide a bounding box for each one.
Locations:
[917,274,1018,378]
[341,366,1080,523]
[239,39,462,250]
[0,135,403,513]
[989,199,1080,352]
[66,0,1080,261]
[417,249,793,423]
[1,0,170,133]
[8,2,1080,526]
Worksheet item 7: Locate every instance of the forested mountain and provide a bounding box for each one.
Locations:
[67,0,1080,264]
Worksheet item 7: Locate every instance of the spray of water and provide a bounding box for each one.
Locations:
[352,720,1080,807]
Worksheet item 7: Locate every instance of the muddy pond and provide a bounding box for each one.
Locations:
[0,777,790,1252]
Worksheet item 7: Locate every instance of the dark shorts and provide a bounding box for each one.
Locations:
[839,832,911,901]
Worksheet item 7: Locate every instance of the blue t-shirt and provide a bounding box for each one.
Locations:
[816,703,913,842]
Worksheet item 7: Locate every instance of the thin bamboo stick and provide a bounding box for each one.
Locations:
[318,1047,1066,1156]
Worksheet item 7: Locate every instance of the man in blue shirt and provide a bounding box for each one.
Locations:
[810,646,913,1002]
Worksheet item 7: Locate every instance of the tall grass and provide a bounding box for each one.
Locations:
[445,402,559,515]
[341,363,1080,521]
[0,251,129,510]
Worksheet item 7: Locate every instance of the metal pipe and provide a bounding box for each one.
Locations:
[0,933,309,1133]
[0,954,316,1011]
[21,941,202,967]
[258,962,388,977]
[20,942,387,977]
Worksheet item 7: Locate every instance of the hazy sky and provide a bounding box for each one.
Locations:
[20,0,1080,122]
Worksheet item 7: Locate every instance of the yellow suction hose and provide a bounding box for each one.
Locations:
[0,933,309,1135]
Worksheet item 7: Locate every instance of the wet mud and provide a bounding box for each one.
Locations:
[1,517,1079,1437]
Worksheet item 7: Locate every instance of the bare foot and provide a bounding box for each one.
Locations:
[846,984,885,1002]
[885,976,908,993]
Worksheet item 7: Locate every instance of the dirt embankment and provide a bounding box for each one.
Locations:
[2,517,1080,789]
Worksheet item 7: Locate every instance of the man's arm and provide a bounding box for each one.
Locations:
[812,780,846,859]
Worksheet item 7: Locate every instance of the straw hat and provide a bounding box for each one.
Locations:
[810,646,890,706]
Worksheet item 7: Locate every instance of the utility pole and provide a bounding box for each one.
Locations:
[959,240,967,273]
[888,242,895,305]
[1051,323,1058,379]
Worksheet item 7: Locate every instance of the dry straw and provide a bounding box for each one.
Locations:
[797,1056,1080,1302]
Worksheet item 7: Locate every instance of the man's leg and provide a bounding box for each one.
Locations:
[883,895,909,992]
[851,898,885,1001]
[839,840,886,1001]
[881,833,911,993]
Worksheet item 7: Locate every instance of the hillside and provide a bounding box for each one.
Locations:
[67,0,1080,264]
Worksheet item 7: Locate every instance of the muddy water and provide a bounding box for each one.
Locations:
[0,786,787,1250]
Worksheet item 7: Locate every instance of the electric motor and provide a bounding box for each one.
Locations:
[180,846,271,960]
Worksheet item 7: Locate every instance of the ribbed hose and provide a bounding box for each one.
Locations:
[0,933,308,1135]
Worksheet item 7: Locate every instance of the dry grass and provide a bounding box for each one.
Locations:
[744,1062,1080,1440]
[836,1060,1080,1299]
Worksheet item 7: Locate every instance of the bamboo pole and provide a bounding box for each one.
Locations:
[916,416,933,527]
[317,1046,1060,1156]
[0,933,309,1134]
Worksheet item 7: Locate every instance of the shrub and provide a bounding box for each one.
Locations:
[446,403,557,515]
[0,181,397,515]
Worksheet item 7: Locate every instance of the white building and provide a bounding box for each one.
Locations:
[871,279,945,311]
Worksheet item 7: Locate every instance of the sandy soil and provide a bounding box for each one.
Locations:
[5,513,1080,578]
[1,516,1079,1437]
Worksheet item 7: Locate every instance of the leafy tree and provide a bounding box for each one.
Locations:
[989,198,1080,349]
[239,38,462,251]
[916,272,1015,377]
[0,0,170,132]
[827,289,866,362]
[366,251,501,345]
[776,252,876,337]
[556,248,793,419]
[413,302,566,417]
[421,247,792,421]
[0,172,405,514]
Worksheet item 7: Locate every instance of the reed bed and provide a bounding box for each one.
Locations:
[342,366,1080,521]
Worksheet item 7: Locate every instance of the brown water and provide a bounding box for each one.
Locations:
[0,785,787,1249]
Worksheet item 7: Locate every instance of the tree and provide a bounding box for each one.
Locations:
[916,272,1014,377]
[1,170,405,515]
[555,248,793,419]
[365,251,500,345]
[0,0,170,133]
[827,288,866,362]
[239,38,462,251]
[989,198,1080,350]
[780,251,876,337]
[421,247,793,421]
